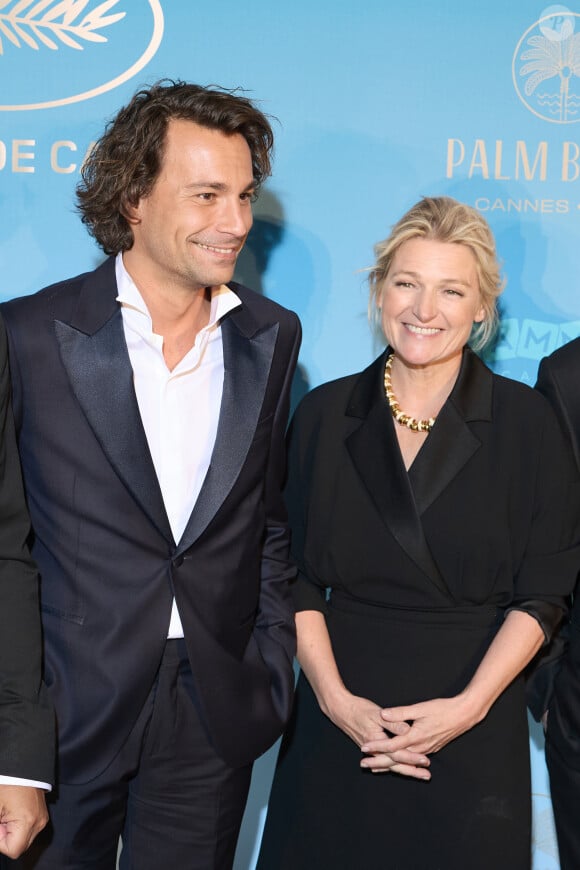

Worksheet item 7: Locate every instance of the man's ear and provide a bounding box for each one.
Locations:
[122,208,141,226]
[121,195,142,226]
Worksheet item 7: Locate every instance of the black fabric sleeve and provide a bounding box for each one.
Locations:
[285,399,330,615]
[0,314,55,782]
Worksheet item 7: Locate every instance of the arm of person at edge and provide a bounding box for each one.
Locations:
[0,315,51,858]
[296,609,432,780]
[533,353,580,732]
[358,610,544,771]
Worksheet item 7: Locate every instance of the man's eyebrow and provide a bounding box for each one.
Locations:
[183,181,256,191]
[184,182,227,191]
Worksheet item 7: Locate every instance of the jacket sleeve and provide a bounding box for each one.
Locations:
[0,314,55,782]
[254,312,302,721]
[525,358,580,720]
[284,393,331,615]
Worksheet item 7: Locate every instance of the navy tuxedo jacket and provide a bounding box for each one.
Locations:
[2,257,301,783]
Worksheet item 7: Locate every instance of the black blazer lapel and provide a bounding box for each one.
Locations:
[345,353,452,599]
[409,348,491,516]
[176,305,279,555]
[54,262,172,543]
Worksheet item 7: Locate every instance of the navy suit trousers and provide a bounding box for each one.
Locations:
[8,640,252,870]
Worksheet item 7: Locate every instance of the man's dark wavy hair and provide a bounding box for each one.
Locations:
[76,79,274,255]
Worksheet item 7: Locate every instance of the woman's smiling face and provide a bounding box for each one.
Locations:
[380,237,485,370]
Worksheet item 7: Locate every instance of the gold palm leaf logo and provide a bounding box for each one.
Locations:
[0,0,125,54]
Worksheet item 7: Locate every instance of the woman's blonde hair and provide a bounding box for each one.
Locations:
[368,196,505,351]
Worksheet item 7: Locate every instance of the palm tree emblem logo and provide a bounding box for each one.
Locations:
[512,6,580,123]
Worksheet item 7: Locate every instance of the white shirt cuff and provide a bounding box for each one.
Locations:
[0,775,52,791]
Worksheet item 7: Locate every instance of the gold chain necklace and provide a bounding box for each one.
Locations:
[383,354,436,433]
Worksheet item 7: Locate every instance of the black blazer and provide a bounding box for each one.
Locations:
[537,339,580,764]
[287,349,580,675]
[0,315,54,783]
[2,257,301,783]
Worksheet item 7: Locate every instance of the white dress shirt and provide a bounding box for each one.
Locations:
[116,254,241,637]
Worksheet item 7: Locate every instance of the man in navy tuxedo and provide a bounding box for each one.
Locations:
[0,314,53,864]
[4,81,300,869]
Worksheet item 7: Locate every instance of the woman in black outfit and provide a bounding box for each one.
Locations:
[257,196,580,869]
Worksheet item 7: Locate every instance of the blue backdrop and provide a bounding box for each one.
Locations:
[1,1,578,865]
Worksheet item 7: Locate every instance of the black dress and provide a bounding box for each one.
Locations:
[257,349,580,870]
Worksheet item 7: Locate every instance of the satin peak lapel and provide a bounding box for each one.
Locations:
[55,309,172,543]
[409,349,490,517]
[345,356,452,600]
[176,313,279,555]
